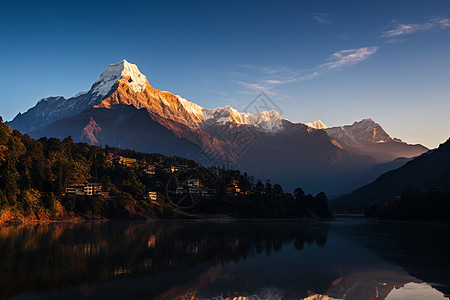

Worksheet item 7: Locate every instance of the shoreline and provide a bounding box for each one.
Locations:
[3,216,449,226]
[0,214,337,225]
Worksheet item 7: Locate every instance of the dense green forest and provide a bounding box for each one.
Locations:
[365,188,450,221]
[0,119,332,223]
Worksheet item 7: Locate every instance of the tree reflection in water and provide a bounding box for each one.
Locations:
[0,221,329,299]
[2,220,449,300]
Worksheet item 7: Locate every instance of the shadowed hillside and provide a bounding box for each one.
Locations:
[332,138,450,212]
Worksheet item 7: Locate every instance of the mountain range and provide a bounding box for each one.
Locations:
[7,60,428,193]
[332,138,450,212]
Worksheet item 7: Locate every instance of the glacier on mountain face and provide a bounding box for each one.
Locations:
[92,60,147,97]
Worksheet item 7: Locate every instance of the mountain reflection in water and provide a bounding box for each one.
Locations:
[1,219,449,300]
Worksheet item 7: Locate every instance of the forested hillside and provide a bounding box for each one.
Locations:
[332,138,450,213]
[0,119,332,222]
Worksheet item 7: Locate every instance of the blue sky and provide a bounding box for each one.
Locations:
[1,0,450,148]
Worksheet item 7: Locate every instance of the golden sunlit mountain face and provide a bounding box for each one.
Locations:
[1,2,450,300]
[95,77,203,129]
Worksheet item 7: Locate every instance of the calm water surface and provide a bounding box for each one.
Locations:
[1,218,449,300]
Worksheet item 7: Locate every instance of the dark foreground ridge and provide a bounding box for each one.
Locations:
[0,120,332,223]
[332,137,450,216]
[365,188,450,221]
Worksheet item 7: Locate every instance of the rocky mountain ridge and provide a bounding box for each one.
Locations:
[6,60,429,193]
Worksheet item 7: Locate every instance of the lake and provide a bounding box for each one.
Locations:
[1,218,449,300]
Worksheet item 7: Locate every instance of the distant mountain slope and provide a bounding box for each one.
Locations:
[236,120,376,193]
[7,94,96,133]
[32,105,373,192]
[7,60,285,135]
[332,138,450,212]
[6,59,428,193]
[29,105,204,159]
[324,119,428,162]
[340,157,413,192]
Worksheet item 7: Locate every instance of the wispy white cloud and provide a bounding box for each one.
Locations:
[312,13,330,24]
[318,46,379,71]
[263,79,283,84]
[382,23,432,38]
[236,46,378,95]
[237,81,277,95]
[298,71,320,80]
[381,18,450,42]
[235,17,448,95]
[238,81,269,92]
[434,18,450,28]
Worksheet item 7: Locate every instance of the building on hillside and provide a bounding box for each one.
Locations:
[171,165,187,173]
[83,185,93,196]
[148,191,157,201]
[66,183,108,197]
[186,178,200,188]
[97,191,110,198]
[188,187,201,194]
[173,178,205,195]
[65,184,85,196]
[106,153,115,163]
[114,156,137,167]
[143,165,156,175]
[226,179,242,196]
[164,165,188,173]
[200,188,216,198]
[89,183,103,194]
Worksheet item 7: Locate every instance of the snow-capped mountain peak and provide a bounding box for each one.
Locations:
[37,96,65,104]
[325,118,392,145]
[86,60,283,133]
[242,109,283,133]
[6,59,430,191]
[73,91,88,98]
[202,105,240,125]
[201,106,283,133]
[176,95,204,121]
[306,120,328,129]
[92,59,147,97]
